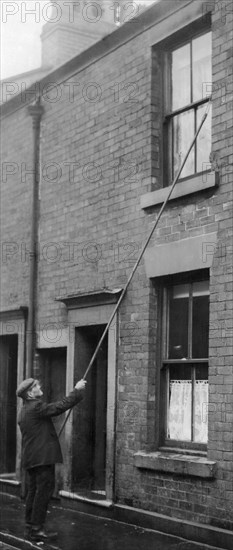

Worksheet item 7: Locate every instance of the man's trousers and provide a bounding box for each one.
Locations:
[25,464,55,529]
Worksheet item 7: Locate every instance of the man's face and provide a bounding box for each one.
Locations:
[29,380,43,398]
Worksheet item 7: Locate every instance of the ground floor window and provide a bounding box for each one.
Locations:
[167,363,208,443]
[161,276,209,448]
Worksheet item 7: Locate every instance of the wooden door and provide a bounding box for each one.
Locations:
[0,338,9,472]
[72,325,107,494]
[0,335,18,473]
[39,348,67,494]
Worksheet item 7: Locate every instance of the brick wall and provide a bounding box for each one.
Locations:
[37,35,152,328]
[0,109,33,310]
[114,0,233,529]
[207,0,233,528]
[1,0,233,530]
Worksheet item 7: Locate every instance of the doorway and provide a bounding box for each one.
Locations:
[0,335,18,474]
[38,347,67,494]
[72,325,108,497]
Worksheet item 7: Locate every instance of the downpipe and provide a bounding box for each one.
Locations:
[26,99,44,377]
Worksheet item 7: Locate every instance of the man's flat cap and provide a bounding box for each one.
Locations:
[16,378,35,398]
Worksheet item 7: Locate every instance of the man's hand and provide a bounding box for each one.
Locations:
[75,379,87,391]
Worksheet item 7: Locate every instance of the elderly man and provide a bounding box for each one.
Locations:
[17,377,86,542]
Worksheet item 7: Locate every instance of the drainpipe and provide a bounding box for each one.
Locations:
[26,98,44,378]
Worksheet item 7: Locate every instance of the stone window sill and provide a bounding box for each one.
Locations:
[141,171,218,209]
[134,450,216,478]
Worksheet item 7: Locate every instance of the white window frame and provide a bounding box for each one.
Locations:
[163,30,212,185]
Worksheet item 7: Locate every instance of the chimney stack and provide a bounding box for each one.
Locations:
[41,1,116,69]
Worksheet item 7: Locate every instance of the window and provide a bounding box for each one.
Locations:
[164,32,212,182]
[161,277,209,448]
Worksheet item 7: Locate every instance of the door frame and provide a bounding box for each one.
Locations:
[0,308,27,480]
[64,303,117,501]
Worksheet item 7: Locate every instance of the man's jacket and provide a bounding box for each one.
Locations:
[18,389,84,469]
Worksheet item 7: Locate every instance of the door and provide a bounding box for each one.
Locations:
[0,335,18,474]
[39,347,67,494]
[72,325,108,496]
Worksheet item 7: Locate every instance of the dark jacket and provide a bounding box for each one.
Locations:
[18,389,83,469]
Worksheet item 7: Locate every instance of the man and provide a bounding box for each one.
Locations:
[17,377,86,542]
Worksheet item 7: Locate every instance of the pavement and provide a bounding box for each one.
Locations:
[0,494,227,550]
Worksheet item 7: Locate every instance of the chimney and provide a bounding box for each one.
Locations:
[41,1,116,69]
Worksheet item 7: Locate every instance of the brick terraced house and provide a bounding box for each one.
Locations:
[0,1,233,547]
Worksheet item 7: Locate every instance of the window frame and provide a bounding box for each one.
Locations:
[163,28,212,186]
[160,272,209,452]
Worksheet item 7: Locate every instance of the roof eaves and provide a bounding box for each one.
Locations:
[0,1,195,117]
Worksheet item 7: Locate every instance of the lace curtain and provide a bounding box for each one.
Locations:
[168,380,208,443]
[194,380,208,443]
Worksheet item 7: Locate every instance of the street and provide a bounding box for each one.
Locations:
[0,496,227,550]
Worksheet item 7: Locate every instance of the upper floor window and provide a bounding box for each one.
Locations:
[164,32,212,182]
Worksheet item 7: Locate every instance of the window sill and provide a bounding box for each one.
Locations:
[141,171,218,209]
[134,450,216,478]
